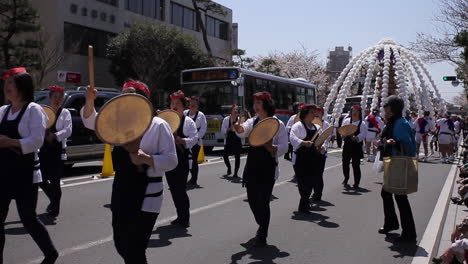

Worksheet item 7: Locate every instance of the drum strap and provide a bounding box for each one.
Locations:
[144,190,163,198]
[146,176,163,183]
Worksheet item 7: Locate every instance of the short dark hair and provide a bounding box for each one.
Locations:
[383,95,404,116]
[13,73,34,103]
[424,111,430,117]
[260,98,275,117]
[299,104,317,121]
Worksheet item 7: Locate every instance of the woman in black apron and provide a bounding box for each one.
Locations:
[0,68,58,264]
[39,85,72,218]
[81,80,178,263]
[167,90,198,228]
[342,105,367,189]
[234,91,288,247]
[289,104,322,213]
[222,104,242,178]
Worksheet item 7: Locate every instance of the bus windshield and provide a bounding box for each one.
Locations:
[182,82,239,115]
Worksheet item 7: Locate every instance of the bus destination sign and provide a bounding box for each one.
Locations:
[183,69,239,83]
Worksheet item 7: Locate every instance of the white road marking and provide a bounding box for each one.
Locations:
[411,162,459,264]
[25,163,343,264]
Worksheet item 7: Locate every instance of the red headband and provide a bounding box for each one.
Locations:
[170,90,185,100]
[352,105,362,111]
[231,104,238,108]
[253,92,272,100]
[189,96,199,102]
[49,85,64,92]
[315,107,324,113]
[122,81,150,98]
[2,67,27,81]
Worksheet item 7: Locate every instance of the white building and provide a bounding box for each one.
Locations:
[31,0,236,88]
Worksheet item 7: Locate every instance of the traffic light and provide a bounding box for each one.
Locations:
[443,76,457,81]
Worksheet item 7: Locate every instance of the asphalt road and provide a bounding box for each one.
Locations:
[4,148,452,264]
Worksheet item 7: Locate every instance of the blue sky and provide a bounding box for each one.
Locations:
[215,0,464,102]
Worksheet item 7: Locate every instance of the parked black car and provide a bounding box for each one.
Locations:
[34,88,121,167]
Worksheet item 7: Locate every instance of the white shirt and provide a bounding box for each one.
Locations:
[451,238,468,262]
[341,118,368,143]
[286,114,297,133]
[53,108,72,160]
[413,117,435,134]
[184,109,207,145]
[80,107,178,213]
[365,115,384,134]
[437,118,455,134]
[236,117,288,179]
[180,116,199,149]
[0,103,48,183]
[455,120,461,134]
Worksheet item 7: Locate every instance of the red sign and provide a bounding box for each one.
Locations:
[57,71,81,83]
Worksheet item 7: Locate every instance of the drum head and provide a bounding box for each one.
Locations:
[312,118,323,129]
[158,110,181,133]
[248,117,280,147]
[294,114,300,124]
[95,94,153,145]
[338,124,358,136]
[41,105,56,129]
[315,126,335,147]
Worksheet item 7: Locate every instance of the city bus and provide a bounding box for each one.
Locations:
[180,67,317,151]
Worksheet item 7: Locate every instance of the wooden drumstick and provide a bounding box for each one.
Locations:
[88,45,95,90]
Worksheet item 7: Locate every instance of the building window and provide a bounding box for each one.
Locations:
[110,14,115,23]
[64,22,116,58]
[125,0,165,21]
[205,15,228,40]
[96,0,118,6]
[70,4,78,14]
[171,2,196,31]
[91,9,98,18]
[81,7,88,16]
[100,12,107,21]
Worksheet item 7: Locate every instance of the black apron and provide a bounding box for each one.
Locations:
[39,108,64,165]
[294,122,320,168]
[343,120,364,159]
[0,103,35,197]
[242,118,277,187]
[225,116,242,155]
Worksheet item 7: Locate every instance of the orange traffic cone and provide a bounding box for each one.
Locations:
[100,144,115,177]
[197,144,206,164]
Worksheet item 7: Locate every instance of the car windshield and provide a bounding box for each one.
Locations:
[34,91,51,105]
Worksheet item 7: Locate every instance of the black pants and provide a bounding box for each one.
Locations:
[0,185,57,264]
[337,134,343,148]
[166,161,190,222]
[342,149,361,186]
[189,144,201,183]
[246,179,275,240]
[223,151,240,176]
[39,159,63,215]
[313,155,326,199]
[112,210,159,264]
[295,165,313,210]
[381,189,416,237]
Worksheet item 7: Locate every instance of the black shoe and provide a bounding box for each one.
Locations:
[187,180,197,186]
[253,237,267,247]
[232,174,239,178]
[395,234,417,243]
[312,196,322,202]
[41,250,58,264]
[451,197,463,205]
[378,226,399,234]
[352,184,359,190]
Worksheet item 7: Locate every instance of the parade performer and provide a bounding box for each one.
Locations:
[39,85,72,218]
[221,104,242,178]
[365,109,384,162]
[341,105,367,189]
[285,102,304,161]
[184,96,207,186]
[0,68,58,264]
[379,95,417,243]
[313,107,331,201]
[290,104,322,213]
[414,111,434,162]
[437,113,456,163]
[168,90,198,228]
[81,81,178,263]
[234,91,288,247]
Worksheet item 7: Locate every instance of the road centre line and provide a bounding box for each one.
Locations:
[25,163,343,264]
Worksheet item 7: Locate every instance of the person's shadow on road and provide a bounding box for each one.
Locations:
[230,238,290,264]
[5,213,56,235]
[291,211,340,228]
[147,224,192,248]
[385,234,428,258]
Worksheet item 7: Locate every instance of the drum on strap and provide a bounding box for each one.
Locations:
[338,124,358,137]
[315,126,335,147]
[41,105,56,129]
[248,117,280,147]
[95,94,153,152]
[157,110,181,133]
